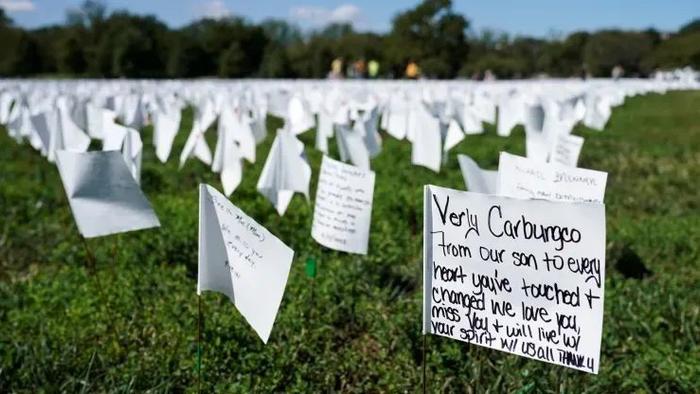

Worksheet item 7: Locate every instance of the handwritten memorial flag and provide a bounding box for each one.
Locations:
[423,185,606,373]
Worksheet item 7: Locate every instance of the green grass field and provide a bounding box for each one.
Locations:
[1,91,699,393]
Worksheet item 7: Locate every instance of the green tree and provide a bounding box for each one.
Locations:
[0,8,11,26]
[584,30,654,76]
[8,32,43,75]
[166,31,207,77]
[679,18,700,35]
[218,42,246,77]
[259,43,293,78]
[645,32,700,70]
[386,0,469,78]
[57,30,87,75]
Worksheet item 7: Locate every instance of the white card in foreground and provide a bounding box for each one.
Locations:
[55,150,160,238]
[498,152,607,203]
[198,184,294,343]
[423,185,606,373]
[312,156,375,254]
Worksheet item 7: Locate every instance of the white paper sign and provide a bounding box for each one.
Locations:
[55,150,160,238]
[311,156,375,254]
[423,185,606,373]
[198,184,294,343]
[550,134,584,167]
[498,152,607,203]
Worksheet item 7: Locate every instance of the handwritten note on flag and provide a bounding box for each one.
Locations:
[198,184,294,343]
[498,152,607,203]
[423,185,606,373]
[55,150,160,238]
[551,134,584,167]
[312,156,375,254]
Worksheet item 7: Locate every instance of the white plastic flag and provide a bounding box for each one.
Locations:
[55,150,160,238]
[211,108,245,196]
[86,104,116,140]
[582,93,611,131]
[198,184,293,343]
[497,97,523,137]
[524,103,550,162]
[257,129,311,215]
[103,121,143,184]
[30,109,57,158]
[336,125,370,170]
[311,156,375,254]
[315,108,334,153]
[423,184,606,373]
[180,101,216,168]
[457,154,498,194]
[410,105,442,172]
[498,152,607,203]
[287,95,315,135]
[443,118,465,153]
[57,99,91,153]
[550,134,584,167]
[153,109,181,163]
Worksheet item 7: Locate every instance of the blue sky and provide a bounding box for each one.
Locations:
[1,0,698,37]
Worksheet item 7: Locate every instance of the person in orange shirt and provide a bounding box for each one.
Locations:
[405,61,420,79]
[354,58,367,79]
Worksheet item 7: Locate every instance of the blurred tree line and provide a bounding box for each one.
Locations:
[0,0,698,79]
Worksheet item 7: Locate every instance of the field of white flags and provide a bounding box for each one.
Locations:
[1,73,700,392]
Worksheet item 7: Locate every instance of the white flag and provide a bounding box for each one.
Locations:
[103,121,143,184]
[498,152,607,203]
[257,129,311,215]
[550,134,584,167]
[198,184,294,343]
[457,154,498,194]
[153,109,181,163]
[312,156,375,254]
[410,104,442,172]
[423,184,606,373]
[55,150,160,238]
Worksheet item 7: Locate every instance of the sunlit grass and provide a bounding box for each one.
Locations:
[1,91,698,392]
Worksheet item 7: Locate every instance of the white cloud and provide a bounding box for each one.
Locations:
[290,4,362,27]
[329,4,360,23]
[199,0,231,20]
[0,0,36,12]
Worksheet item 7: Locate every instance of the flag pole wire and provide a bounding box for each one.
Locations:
[111,235,118,272]
[422,333,427,394]
[309,256,316,320]
[197,295,203,393]
[81,236,97,274]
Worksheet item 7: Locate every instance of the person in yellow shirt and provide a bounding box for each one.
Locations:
[329,58,343,79]
[368,59,379,78]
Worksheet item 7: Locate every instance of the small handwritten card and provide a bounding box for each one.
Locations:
[198,184,294,343]
[551,134,584,167]
[312,155,375,254]
[423,185,606,373]
[498,152,607,203]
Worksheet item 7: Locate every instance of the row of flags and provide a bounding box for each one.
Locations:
[2,76,697,372]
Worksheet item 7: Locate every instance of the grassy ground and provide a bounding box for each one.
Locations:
[0,91,699,393]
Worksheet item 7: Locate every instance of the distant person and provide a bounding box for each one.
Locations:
[405,61,420,79]
[612,65,624,80]
[579,65,588,80]
[329,58,343,79]
[353,59,367,79]
[484,69,496,81]
[368,60,379,78]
